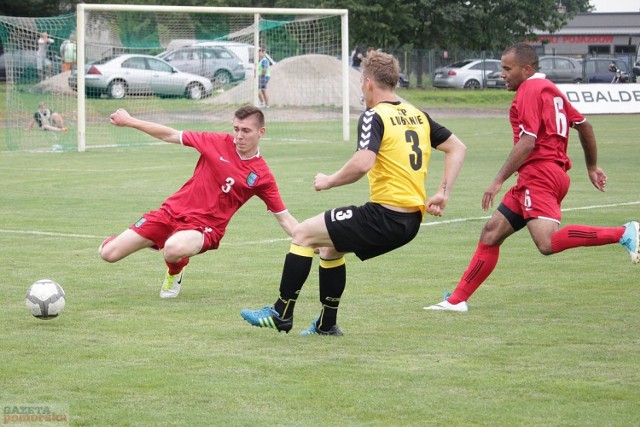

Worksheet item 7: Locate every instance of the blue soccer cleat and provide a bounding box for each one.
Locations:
[241,306,292,333]
[300,318,343,336]
[620,221,639,264]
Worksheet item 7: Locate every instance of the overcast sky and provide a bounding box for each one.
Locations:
[588,0,640,12]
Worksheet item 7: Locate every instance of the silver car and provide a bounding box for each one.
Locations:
[68,54,213,99]
[433,59,502,89]
[157,46,246,86]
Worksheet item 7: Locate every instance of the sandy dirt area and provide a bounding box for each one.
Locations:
[19,54,506,123]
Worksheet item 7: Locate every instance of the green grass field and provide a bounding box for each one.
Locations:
[1,103,639,426]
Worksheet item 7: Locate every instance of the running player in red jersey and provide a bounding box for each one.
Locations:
[99,106,297,298]
[425,43,639,313]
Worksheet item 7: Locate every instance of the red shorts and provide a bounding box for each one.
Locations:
[129,208,221,253]
[501,162,570,223]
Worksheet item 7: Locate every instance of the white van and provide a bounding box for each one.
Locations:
[192,41,275,76]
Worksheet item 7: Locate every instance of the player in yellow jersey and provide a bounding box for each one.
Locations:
[241,50,467,335]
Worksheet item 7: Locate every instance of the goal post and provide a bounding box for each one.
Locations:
[0,6,349,152]
[75,4,350,152]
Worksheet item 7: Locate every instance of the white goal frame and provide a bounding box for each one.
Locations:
[76,4,349,152]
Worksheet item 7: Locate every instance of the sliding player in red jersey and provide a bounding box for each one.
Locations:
[99,106,297,298]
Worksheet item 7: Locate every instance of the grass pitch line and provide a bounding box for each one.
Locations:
[423,215,491,227]
[1,201,637,243]
[0,229,99,239]
[423,200,640,227]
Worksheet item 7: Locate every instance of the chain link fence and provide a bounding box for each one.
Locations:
[385,48,638,87]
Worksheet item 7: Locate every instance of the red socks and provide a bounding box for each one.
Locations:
[448,242,500,304]
[550,225,624,254]
[447,225,625,304]
[166,257,189,275]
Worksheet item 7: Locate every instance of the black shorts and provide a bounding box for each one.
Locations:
[324,202,422,261]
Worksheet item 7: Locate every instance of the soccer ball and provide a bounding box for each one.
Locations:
[25,279,66,320]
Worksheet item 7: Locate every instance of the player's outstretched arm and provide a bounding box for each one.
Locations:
[273,210,298,238]
[427,134,466,216]
[314,149,375,191]
[110,108,181,144]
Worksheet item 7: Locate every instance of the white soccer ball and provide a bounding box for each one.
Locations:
[25,279,66,320]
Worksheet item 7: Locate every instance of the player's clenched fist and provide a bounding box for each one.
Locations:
[110,108,132,126]
[314,173,331,191]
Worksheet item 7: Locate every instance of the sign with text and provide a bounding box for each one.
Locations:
[557,83,640,114]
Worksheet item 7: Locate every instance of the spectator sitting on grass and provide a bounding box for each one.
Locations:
[26,102,67,132]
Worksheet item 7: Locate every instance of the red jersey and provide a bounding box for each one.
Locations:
[160,131,287,236]
[510,74,585,172]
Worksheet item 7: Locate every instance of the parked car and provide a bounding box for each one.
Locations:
[581,57,630,83]
[398,72,409,88]
[485,70,505,89]
[433,59,501,89]
[192,41,276,76]
[538,56,583,83]
[487,55,583,89]
[157,45,245,85]
[68,54,213,100]
[0,49,62,83]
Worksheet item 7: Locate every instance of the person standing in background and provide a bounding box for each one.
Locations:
[60,34,76,72]
[37,32,54,81]
[258,48,270,109]
[351,45,363,71]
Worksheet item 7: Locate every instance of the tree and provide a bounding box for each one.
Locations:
[1,0,593,51]
[386,0,592,51]
[0,0,66,17]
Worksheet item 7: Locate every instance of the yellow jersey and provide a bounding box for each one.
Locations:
[358,101,451,216]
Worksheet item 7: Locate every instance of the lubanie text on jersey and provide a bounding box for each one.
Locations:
[389,113,424,126]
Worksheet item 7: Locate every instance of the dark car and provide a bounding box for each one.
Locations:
[485,70,505,89]
[581,58,630,83]
[398,72,409,88]
[0,49,62,83]
[538,56,583,83]
[156,45,245,86]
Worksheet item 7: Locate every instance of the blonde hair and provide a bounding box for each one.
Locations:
[362,50,399,90]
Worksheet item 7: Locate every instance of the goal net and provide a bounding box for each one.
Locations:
[0,13,77,151]
[0,5,351,152]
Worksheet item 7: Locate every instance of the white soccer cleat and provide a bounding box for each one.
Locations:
[160,269,184,298]
[423,300,469,312]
